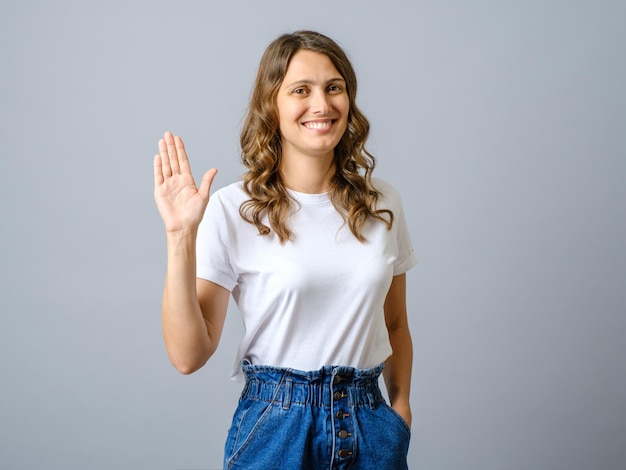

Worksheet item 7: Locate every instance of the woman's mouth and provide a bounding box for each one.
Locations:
[302,119,335,129]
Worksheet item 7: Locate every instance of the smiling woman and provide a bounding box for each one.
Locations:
[153,30,417,469]
[276,50,350,166]
[239,32,394,246]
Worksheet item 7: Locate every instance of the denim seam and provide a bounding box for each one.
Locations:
[227,371,288,466]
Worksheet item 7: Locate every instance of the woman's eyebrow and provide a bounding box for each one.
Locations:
[284,77,346,88]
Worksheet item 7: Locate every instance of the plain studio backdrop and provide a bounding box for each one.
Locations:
[1,1,625,469]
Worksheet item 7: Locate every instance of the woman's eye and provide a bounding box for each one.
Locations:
[328,84,343,93]
[293,88,307,95]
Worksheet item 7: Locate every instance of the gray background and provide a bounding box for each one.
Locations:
[1,1,625,469]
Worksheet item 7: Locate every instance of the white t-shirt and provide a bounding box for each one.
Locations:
[196,178,417,381]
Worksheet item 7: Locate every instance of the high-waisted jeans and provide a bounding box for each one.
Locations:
[223,362,410,469]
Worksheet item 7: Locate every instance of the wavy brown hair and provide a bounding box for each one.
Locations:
[239,30,393,243]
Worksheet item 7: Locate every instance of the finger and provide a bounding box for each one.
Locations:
[153,154,165,186]
[174,135,192,175]
[198,168,218,200]
[158,138,172,178]
[164,131,181,174]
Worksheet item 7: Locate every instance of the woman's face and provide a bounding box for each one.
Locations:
[275,49,349,161]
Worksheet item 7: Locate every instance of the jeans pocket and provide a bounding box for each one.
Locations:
[225,399,275,467]
[383,403,412,437]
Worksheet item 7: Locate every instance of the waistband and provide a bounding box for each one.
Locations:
[240,362,386,408]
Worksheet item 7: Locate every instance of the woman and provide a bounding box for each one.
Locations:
[153,30,417,469]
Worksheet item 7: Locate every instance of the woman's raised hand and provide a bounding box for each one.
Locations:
[153,131,217,233]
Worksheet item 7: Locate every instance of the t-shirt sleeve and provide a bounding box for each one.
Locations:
[393,201,418,275]
[196,191,239,291]
[389,186,418,276]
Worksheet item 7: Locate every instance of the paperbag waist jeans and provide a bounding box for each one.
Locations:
[223,362,410,469]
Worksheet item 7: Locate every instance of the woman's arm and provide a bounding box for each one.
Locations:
[382,273,413,428]
[154,131,228,374]
[161,232,229,374]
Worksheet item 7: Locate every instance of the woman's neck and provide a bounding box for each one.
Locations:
[280,151,335,194]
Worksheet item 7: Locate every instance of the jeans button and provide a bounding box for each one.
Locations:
[336,410,346,419]
[333,375,343,385]
[338,429,350,439]
[334,391,343,400]
[338,449,351,458]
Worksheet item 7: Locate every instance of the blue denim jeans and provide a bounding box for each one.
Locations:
[223,362,410,469]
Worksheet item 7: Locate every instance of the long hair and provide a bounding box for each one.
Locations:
[239,30,393,243]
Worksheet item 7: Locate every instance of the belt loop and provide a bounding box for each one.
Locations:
[366,389,377,410]
[241,380,250,399]
[282,378,293,410]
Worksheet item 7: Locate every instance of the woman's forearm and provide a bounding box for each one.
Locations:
[384,323,413,406]
[383,318,414,429]
[161,230,213,374]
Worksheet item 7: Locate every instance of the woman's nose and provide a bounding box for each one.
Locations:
[311,89,331,114]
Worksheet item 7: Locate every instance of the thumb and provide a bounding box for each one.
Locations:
[198,168,218,200]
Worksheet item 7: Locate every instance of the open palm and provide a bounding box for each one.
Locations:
[153,131,217,233]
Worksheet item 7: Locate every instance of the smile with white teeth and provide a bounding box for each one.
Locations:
[303,120,334,129]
